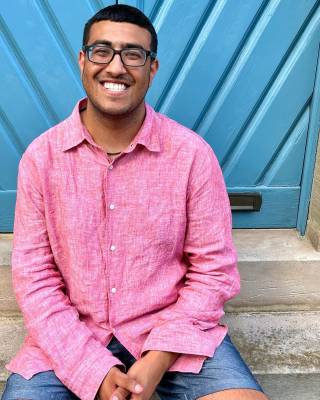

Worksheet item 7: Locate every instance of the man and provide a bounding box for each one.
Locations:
[2,5,269,400]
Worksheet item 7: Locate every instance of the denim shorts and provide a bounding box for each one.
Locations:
[1,334,264,400]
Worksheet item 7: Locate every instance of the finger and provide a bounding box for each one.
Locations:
[110,386,130,400]
[114,371,143,394]
[130,395,142,400]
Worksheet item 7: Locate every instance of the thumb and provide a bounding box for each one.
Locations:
[110,386,130,400]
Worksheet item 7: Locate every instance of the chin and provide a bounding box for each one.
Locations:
[100,106,134,117]
[93,99,144,118]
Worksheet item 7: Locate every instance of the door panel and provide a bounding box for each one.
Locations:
[1,0,320,231]
[225,25,319,186]
[123,0,320,228]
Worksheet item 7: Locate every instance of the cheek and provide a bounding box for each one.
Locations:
[81,70,100,96]
[81,66,89,87]
[81,64,99,86]
[136,71,151,91]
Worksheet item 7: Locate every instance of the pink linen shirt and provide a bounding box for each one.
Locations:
[7,99,240,400]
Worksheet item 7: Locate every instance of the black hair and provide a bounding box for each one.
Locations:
[82,4,158,54]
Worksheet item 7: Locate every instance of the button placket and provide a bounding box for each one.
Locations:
[106,161,119,336]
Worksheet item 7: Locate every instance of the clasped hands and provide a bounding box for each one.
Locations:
[98,350,178,400]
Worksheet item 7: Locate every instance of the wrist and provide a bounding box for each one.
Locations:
[143,350,179,371]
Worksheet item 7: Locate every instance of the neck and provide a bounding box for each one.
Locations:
[81,100,146,153]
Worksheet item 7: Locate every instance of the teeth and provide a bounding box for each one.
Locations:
[103,82,127,91]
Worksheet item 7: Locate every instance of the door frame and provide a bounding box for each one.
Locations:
[297,43,320,235]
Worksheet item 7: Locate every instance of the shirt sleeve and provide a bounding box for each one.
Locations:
[11,152,124,400]
[141,143,240,370]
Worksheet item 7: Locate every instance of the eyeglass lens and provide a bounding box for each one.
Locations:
[89,46,146,66]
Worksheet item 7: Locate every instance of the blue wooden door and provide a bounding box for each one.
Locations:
[1,0,320,232]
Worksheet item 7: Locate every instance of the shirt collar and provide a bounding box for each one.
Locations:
[61,98,88,151]
[62,98,161,153]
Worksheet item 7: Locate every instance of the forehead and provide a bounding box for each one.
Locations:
[87,20,152,49]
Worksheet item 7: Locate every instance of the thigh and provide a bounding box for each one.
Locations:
[156,334,264,400]
[1,371,79,400]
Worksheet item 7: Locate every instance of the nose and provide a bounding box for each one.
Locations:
[106,53,127,75]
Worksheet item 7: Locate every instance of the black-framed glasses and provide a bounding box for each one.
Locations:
[82,44,157,67]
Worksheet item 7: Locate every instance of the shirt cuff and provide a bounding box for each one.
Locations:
[64,352,124,400]
[141,321,227,373]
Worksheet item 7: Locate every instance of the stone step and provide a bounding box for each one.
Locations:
[1,230,320,400]
[224,311,320,375]
[2,230,320,313]
[0,267,17,315]
[3,260,320,314]
[1,311,319,377]
[0,235,11,267]
[256,373,320,400]
[1,312,319,400]
[229,229,320,311]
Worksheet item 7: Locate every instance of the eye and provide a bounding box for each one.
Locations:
[92,46,112,57]
[123,49,144,60]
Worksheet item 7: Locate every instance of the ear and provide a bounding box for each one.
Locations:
[78,50,85,77]
[148,58,159,88]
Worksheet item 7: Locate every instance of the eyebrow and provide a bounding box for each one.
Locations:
[87,40,145,50]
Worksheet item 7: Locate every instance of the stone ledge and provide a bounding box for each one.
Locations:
[2,259,320,313]
[0,235,12,267]
[0,316,26,382]
[256,373,320,400]
[1,311,319,379]
[0,267,16,314]
[233,229,320,261]
[2,230,320,313]
[1,232,319,400]
[3,229,320,264]
[226,259,320,311]
[307,220,320,251]
[224,311,320,375]
[0,381,5,397]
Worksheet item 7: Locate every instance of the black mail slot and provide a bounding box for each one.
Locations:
[228,192,262,211]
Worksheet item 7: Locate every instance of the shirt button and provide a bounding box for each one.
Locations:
[111,287,117,294]
[110,244,116,251]
[109,204,115,210]
[108,165,113,170]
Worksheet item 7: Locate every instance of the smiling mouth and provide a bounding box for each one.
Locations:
[102,82,129,92]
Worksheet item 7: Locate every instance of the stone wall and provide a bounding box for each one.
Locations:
[307,136,320,251]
